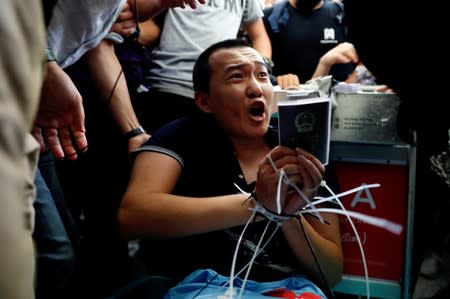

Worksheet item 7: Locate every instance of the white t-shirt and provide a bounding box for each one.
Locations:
[47,0,126,69]
[147,0,264,99]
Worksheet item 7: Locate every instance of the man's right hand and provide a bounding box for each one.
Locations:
[33,61,88,160]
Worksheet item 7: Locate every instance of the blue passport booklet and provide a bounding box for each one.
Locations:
[277,97,332,165]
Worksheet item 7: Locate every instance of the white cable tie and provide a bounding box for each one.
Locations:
[276,169,284,214]
[306,208,403,235]
[227,208,257,297]
[289,181,325,223]
[320,182,371,299]
[249,198,291,223]
[238,221,272,298]
[303,183,381,209]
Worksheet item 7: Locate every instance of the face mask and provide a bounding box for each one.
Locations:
[295,0,321,13]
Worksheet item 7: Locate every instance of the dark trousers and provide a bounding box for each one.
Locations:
[33,150,79,299]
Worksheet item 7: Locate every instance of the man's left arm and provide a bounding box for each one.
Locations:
[83,40,150,153]
[244,18,272,59]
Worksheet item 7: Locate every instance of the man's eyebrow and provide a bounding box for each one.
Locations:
[255,60,266,67]
[224,63,249,73]
[224,60,265,72]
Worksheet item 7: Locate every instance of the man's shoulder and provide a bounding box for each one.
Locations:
[157,117,195,135]
[263,0,290,32]
[153,115,217,141]
[263,5,275,18]
[264,0,289,17]
[322,0,344,17]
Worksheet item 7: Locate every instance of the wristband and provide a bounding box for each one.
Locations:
[124,126,146,140]
[44,48,57,62]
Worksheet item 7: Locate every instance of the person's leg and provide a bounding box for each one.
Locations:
[38,150,81,255]
[54,74,135,298]
[0,135,37,299]
[0,1,46,298]
[33,156,76,299]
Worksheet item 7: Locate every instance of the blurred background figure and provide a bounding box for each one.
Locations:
[0,1,45,299]
[344,1,450,298]
[135,0,272,134]
[263,0,356,89]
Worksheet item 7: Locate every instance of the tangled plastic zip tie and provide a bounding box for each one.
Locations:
[266,155,325,223]
[221,168,403,299]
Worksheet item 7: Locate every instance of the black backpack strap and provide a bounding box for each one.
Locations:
[266,0,290,33]
[324,0,345,24]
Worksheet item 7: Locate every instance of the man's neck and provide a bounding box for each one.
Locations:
[288,0,324,10]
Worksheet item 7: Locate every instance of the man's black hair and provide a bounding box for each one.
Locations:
[193,38,252,93]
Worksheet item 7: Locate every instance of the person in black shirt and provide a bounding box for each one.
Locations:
[344,1,450,297]
[263,0,357,88]
[118,38,343,298]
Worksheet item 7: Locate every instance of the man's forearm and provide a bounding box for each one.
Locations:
[84,39,141,135]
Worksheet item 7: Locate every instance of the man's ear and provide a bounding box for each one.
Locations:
[194,91,212,113]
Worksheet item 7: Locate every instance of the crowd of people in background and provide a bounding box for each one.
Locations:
[1,0,449,299]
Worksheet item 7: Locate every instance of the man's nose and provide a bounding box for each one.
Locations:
[247,76,263,98]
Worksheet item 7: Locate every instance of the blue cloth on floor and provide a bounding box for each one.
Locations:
[164,268,326,298]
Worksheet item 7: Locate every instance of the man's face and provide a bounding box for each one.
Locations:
[203,47,274,139]
[296,0,322,13]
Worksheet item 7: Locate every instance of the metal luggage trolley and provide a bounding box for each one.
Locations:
[329,91,416,299]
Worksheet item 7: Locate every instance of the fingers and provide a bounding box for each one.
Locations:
[72,130,88,154]
[259,148,305,189]
[322,42,359,66]
[184,0,198,9]
[259,151,297,181]
[40,127,88,160]
[43,127,64,159]
[276,74,300,90]
[165,0,205,10]
[337,42,359,64]
[296,147,325,176]
[116,22,138,37]
[59,127,78,160]
[296,155,322,191]
[118,2,133,21]
[261,147,324,189]
[112,2,137,36]
[111,16,137,37]
[181,0,203,9]
[255,147,326,216]
[127,133,150,153]
[70,105,88,154]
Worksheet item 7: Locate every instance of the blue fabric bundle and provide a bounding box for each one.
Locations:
[164,268,326,299]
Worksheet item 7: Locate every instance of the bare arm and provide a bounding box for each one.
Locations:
[255,147,343,286]
[34,60,88,160]
[118,152,256,239]
[138,18,161,48]
[282,213,343,286]
[119,146,343,285]
[311,42,359,80]
[276,42,359,89]
[83,40,150,152]
[244,18,272,59]
[110,2,161,46]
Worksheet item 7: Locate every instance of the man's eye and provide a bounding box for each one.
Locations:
[230,73,243,79]
[258,71,269,78]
